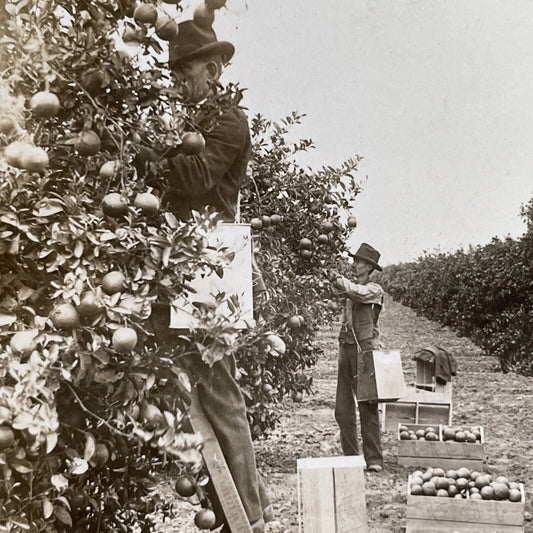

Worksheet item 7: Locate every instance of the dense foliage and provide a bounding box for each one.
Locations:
[239,113,362,437]
[379,199,533,375]
[0,0,363,530]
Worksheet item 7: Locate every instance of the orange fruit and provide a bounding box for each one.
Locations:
[77,292,102,319]
[91,443,110,467]
[265,334,286,355]
[261,383,273,394]
[74,130,101,156]
[470,492,482,500]
[193,5,215,29]
[175,476,196,497]
[102,193,128,218]
[446,470,458,480]
[99,160,122,179]
[421,482,436,496]
[0,426,15,450]
[0,117,16,135]
[291,391,303,403]
[250,218,262,230]
[456,467,471,479]
[194,509,216,530]
[5,141,33,168]
[261,215,271,228]
[134,192,160,216]
[299,238,312,250]
[475,475,491,489]
[399,431,410,440]
[494,476,509,485]
[51,304,80,330]
[454,431,466,442]
[317,234,329,245]
[140,402,164,429]
[181,132,206,155]
[206,0,226,8]
[436,489,448,497]
[433,468,445,477]
[435,478,449,491]
[442,427,456,441]
[21,146,49,173]
[321,221,334,233]
[30,91,60,118]
[480,486,494,500]
[492,482,510,500]
[134,3,158,25]
[448,485,459,497]
[347,216,357,228]
[102,271,126,295]
[411,476,424,486]
[10,330,38,355]
[509,488,522,502]
[410,484,423,496]
[287,316,301,329]
[112,327,138,353]
[155,15,178,41]
[270,214,282,225]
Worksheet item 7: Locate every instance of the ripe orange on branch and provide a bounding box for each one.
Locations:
[102,271,126,295]
[298,238,312,250]
[0,426,15,450]
[134,4,158,25]
[21,146,49,173]
[193,5,215,29]
[0,117,16,135]
[175,476,196,497]
[10,330,38,355]
[102,193,128,218]
[4,141,33,168]
[29,91,60,118]
[181,132,206,155]
[194,509,216,530]
[51,304,80,330]
[347,215,357,228]
[112,327,138,353]
[77,291,102,319]
[99,160,122,179]
[155,15,179,41]
[74,130,101,156]
[134,192,160,216]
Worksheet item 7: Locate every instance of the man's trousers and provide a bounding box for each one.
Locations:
[334,342,383,466]
[151,305,272,532]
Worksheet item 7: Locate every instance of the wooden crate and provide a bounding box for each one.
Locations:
[297,456,367,533]
[381,400,452,431]
[356,350,407,402]
[397,424,485,469]
[406,475,526,532]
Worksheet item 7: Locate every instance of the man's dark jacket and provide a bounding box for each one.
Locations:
[160,107,251,222]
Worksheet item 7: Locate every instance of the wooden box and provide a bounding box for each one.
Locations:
[406,475,526,532]
[397,424,485,469]
[381,400,452,431]
[356,350,407,402]
[297,456,367,533]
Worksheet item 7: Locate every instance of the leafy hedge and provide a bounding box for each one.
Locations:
[379,199,533,374]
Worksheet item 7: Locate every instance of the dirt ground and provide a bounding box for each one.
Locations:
[155,295,533,532]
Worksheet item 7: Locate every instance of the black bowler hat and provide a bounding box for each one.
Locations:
[349,243,383,271]
[169,20,235,69]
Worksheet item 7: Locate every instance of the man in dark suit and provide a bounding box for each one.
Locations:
[142,20,271,533]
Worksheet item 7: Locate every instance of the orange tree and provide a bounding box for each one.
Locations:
[0,0,254,531]
[238,112,362,438]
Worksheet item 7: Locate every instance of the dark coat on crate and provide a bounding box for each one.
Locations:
[414,345,458,384]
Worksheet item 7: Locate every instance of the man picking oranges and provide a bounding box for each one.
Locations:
[330,243,385,472]
[139,18,272,533]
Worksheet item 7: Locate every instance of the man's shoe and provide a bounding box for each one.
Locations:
[367,464,383,472]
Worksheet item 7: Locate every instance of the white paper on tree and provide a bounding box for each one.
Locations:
[169,223,254,330]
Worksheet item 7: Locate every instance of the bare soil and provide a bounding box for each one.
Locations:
[156,295,533,532]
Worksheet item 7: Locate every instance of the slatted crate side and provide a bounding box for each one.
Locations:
[297,456,367,533]
[383,402,452,431]
[406,476,526,532]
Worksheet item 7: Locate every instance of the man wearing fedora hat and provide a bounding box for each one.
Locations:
[139,19,272,533]
[331,243,385,472]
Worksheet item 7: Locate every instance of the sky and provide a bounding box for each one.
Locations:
[178,0,533,264]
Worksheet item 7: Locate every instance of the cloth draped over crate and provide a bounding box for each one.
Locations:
[413,345,457,384]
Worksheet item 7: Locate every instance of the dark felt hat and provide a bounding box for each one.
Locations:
[169,20,235,68]
[349,243,383,271]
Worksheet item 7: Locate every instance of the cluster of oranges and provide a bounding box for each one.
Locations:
[409,467,523,502]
